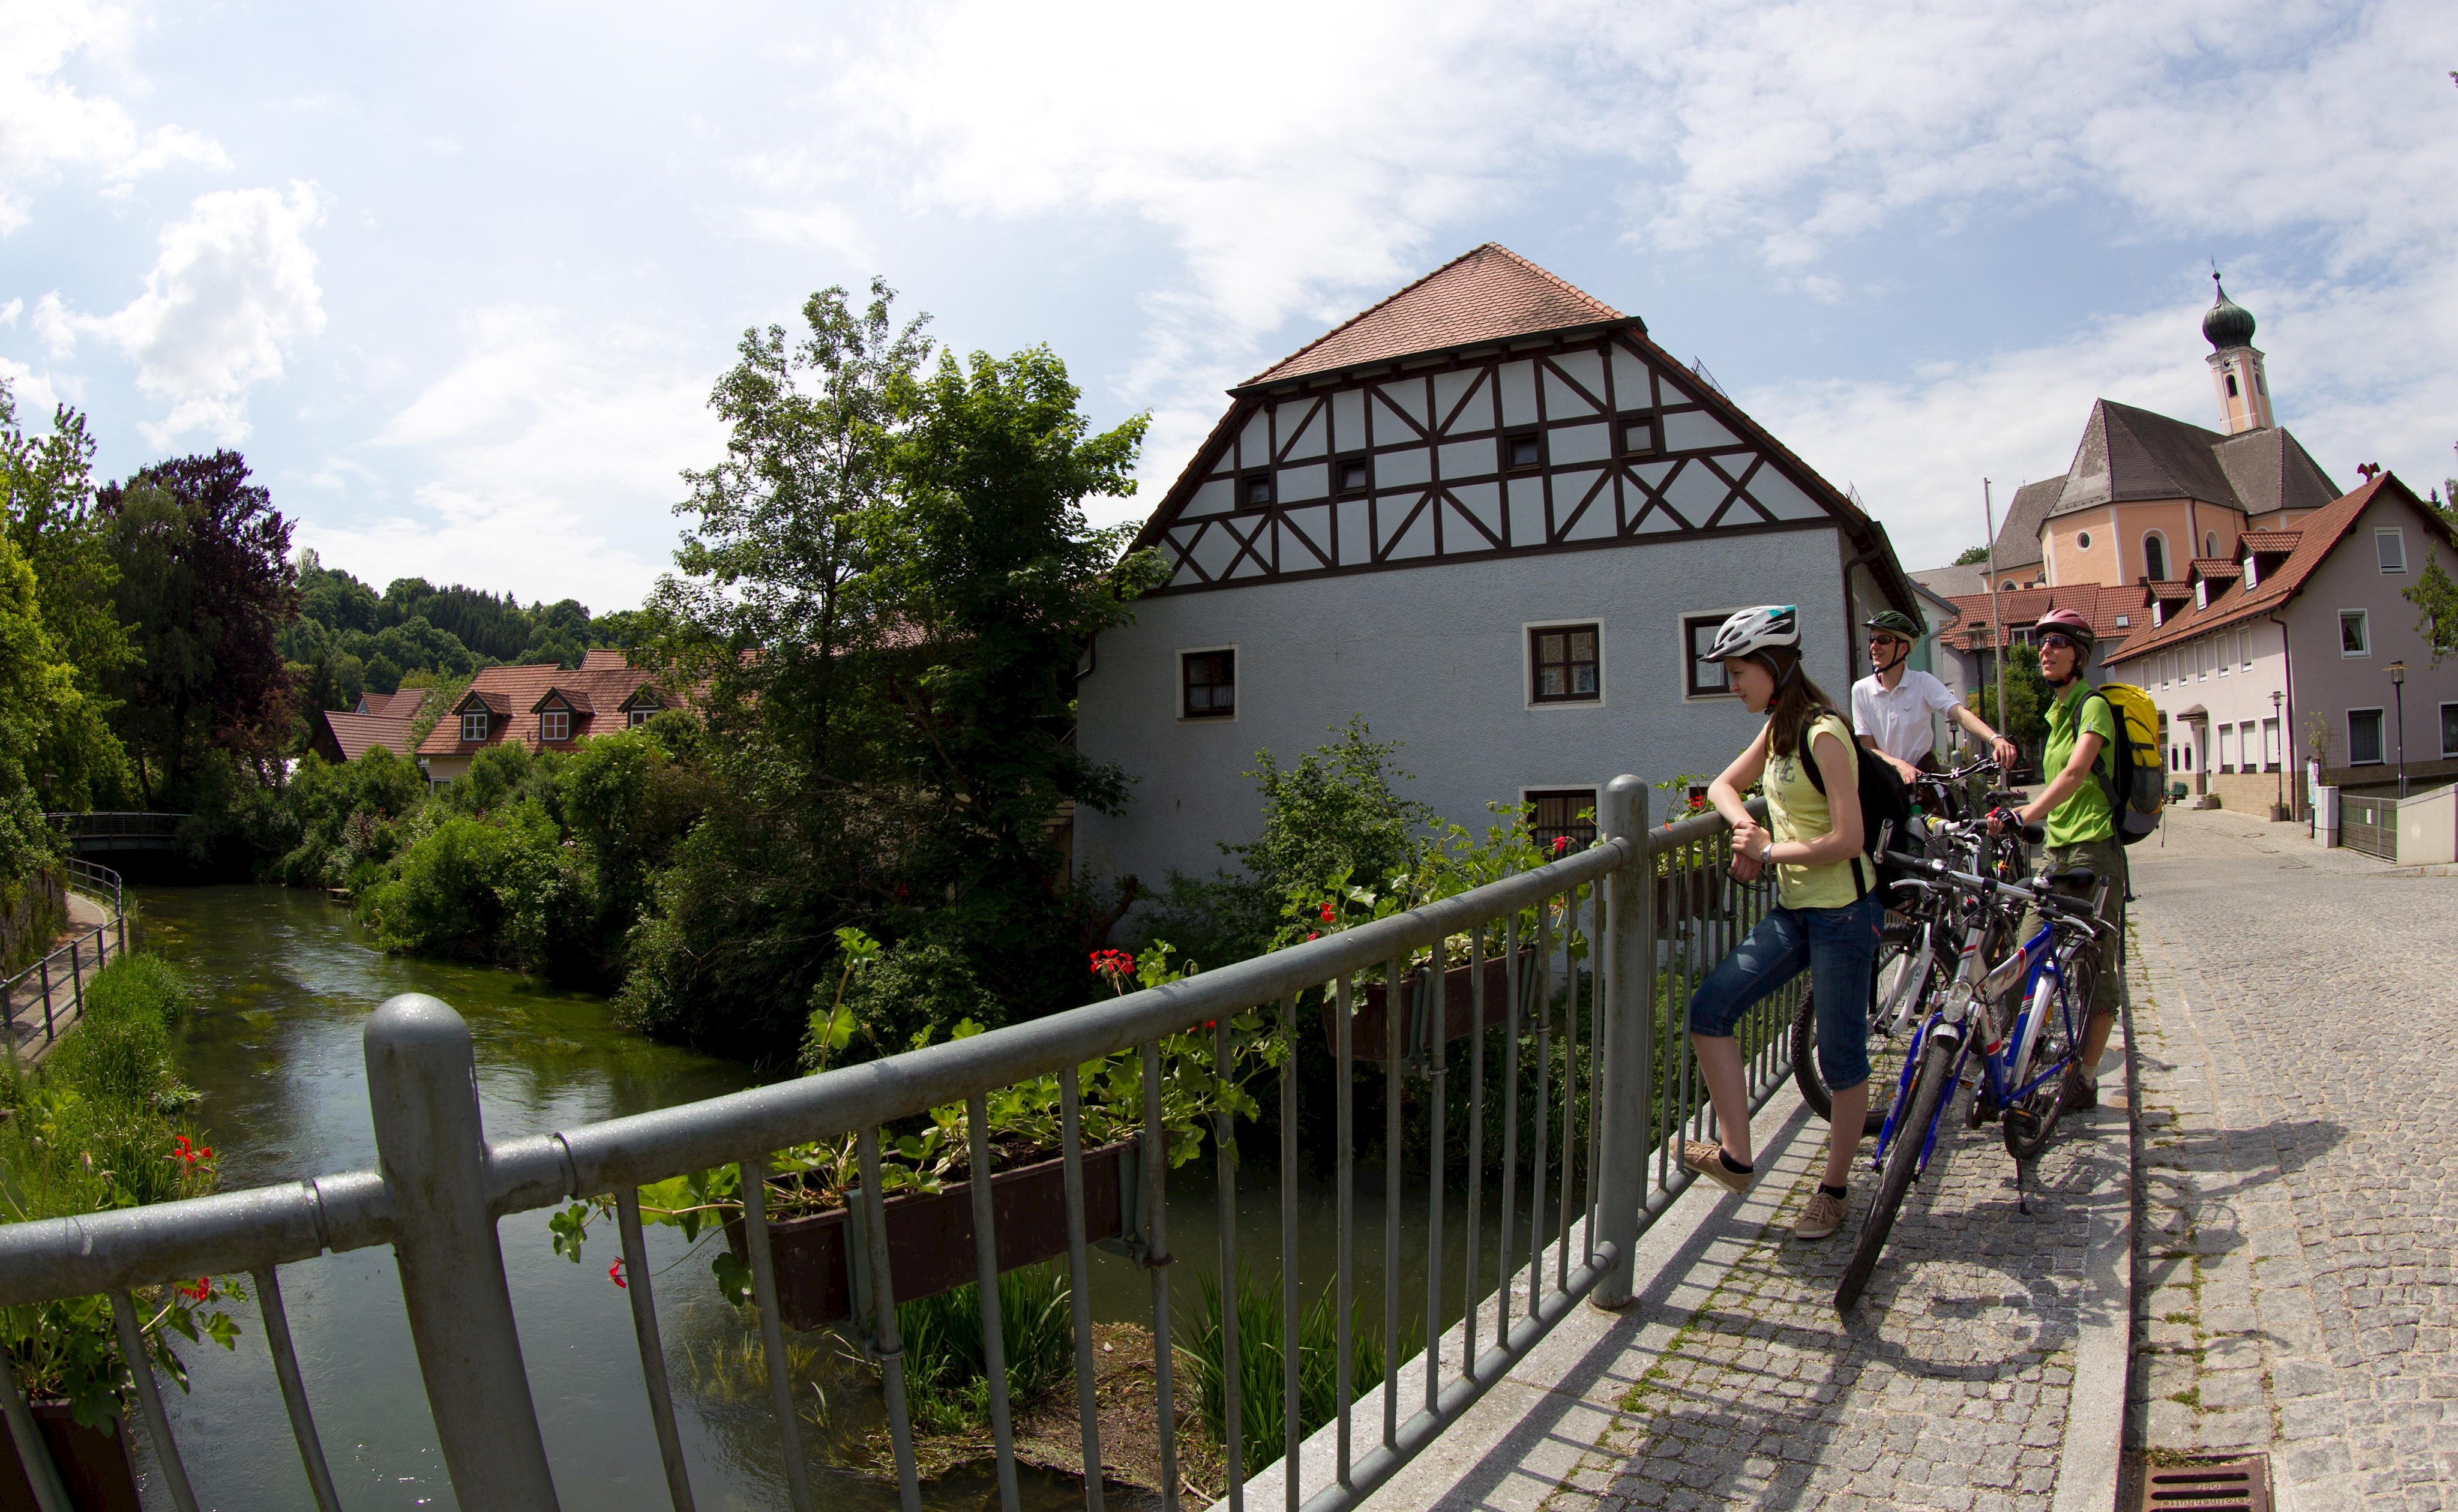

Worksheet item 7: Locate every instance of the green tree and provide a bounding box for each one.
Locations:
[1953,544,1993,566]
[1974,644,2053,766]
[2405,550,2458,665]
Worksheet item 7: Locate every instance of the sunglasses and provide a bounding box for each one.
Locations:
[2037,634,2079,652]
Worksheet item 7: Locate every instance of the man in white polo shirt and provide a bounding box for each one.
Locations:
[1851,610,2019,781]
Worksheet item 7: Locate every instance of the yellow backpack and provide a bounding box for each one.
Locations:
[2087,683,2165,844]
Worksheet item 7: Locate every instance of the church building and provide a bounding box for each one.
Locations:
[1072,244,1925,892]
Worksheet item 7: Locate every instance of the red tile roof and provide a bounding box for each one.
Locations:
[1942,581,2151,655]
[417,653,670,758]
[316,709,421,762]
[2240,530,2301,553]
[2103,473,2447,665]
[2188,557,2241,580]
[1241,244,1626,388]
[354,688,431,719]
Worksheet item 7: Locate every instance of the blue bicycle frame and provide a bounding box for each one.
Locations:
[1869,917,2080,1180]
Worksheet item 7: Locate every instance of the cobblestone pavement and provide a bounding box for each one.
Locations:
[2125,809,2458,1511]
[1535,966,2133,1507]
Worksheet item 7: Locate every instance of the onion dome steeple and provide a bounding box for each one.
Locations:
[2202,271,2256,350]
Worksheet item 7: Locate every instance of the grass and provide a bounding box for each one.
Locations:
[893,1261,1075,1435]
[1178,1266,1401,1478]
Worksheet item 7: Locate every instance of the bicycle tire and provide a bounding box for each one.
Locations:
[1836,1031,1958,1311]
[2004,958,2088,1160]
[1791,924,1932,1138]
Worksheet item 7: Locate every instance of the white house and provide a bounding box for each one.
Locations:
[2101,473,2458,811]
[1073,244,1925,891]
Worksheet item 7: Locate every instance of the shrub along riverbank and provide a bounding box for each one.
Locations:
[0,954,242,1428]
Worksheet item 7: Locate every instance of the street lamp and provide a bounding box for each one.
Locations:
[2271,688,2286,820]
[2388,659,2409,799]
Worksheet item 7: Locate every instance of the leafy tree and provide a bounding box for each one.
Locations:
[99,452,301,806]
[2405,550,2458,666]
[1974,644,2053,766]
[1953,544,1993,566]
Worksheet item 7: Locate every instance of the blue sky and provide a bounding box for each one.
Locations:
[4,0,2453,611]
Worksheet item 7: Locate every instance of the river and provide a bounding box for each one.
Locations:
[139,886,1519,1511]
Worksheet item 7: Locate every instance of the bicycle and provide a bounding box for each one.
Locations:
[1831,848,2114,1311]
[1788,759,2034,1138]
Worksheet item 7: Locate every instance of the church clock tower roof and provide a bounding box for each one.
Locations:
[2202,272,2256,350]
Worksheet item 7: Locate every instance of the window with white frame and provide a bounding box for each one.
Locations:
[1528,623,1602,704]
[2143,532,2168,580]
[2217,635,2231,676]
[2240,628,2252,670]
[2218,725,2235,772]
[1181,649,1236,719]
[2348,708,2385,764]
[2240,721,2259,770]
[2340,610,2370,657]
[460,710,488,742]
[1525,788,1599,852]
[627,706,656,730]
[2442,702,2458,760]
[1681,613,1734,698]
[2264,718,2282,770]
[539,709,570,742]
[2378,527,2408,574]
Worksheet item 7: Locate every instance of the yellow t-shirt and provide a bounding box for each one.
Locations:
[1763,711,1863,910]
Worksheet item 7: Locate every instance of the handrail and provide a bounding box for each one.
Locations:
[0,778,1804,1512]
[1,859,131,1054]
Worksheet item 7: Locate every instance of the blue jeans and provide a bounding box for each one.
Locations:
[1687,893,1886,1091]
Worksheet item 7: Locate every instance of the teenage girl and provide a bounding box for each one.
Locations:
[1682,605,1887,1241]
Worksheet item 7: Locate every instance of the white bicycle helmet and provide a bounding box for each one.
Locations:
[1701,605,1800,662]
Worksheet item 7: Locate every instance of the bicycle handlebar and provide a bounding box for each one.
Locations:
[1881,853,2111,932]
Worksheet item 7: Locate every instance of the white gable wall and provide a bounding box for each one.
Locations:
[1076,524,1856,890]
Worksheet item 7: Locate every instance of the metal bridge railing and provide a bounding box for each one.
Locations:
[0,778,1804,1512]
[2,860,131,1053]
[45,812,185,841]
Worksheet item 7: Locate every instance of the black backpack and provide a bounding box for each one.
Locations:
[1798,711,1911,899]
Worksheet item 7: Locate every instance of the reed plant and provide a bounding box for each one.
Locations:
[1180,1267,1402,1478]
[892,1260,1074,1435]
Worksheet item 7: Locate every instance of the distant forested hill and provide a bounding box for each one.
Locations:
[281,551,651,710]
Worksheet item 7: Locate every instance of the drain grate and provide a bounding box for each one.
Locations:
[2139,1454,2270,1511]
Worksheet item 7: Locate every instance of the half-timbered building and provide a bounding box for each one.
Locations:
[1074,244,1923,890]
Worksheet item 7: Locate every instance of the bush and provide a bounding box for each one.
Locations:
[892,1261,1074,1434]
[40,955,191,1111]
[1181,1267,1395,1477]
[359,814,514,957]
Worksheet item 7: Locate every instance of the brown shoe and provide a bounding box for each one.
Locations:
[2061,1063,2099,1111]
[1683,1140,1754,1195]
[1793,1186,1848,1241]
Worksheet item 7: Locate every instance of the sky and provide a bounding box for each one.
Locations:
[3,0,2454,613]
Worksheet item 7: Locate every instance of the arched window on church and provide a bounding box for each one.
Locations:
[2205,531,2217,558]
[2226,373,2240,397]
[2143,532,2168,581]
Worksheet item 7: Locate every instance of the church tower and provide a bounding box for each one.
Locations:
[2202,273,2273,436]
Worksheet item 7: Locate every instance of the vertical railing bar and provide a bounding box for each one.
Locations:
[1462,922,1485,1370]
[1382,950,1402,1453]
[741,1156,817,1512]
[1279,992,1300,1512]
[108,1289,201,1512]
[250,1264,346,1512]
[1334,972,1354,1492]
[1529,894,1552,1310]
[1212,1014,1243,1512]
[1585,876,1606,1265]
[68,938,80,1028]
[1058,1064,1105,1512]
[1496,914,1521,1341]
[611,1193,696,1512]
[1141,1041,1180,1512]
[38,955,52,1042]
[967,1093,1021,1512]
[857,1131,923,1512]
[1423,931,1446,1414]
[1557,885,1579,1294]
[0,1340,71,1512]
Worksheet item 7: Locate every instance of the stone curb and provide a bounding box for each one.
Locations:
[2049,937,2138,1512]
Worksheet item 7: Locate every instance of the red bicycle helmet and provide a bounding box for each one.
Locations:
[2032,607,2096,654]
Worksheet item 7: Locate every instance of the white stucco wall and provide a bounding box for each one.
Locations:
[1075,526,1856,889]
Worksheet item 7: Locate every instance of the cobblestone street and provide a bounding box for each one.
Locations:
[2126,809,2458,1510]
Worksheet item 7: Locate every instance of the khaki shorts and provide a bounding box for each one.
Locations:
[2022,835,2127,1023]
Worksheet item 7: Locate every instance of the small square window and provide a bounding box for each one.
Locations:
[1240,472,1273,508]
[540,709,571,742]
[1504,431,1542,471]
[2377,527,2407,574]
[627,706,656,730]
[1530,623,1601,704]
[1618,419,1656,457]
[2340,610,2370,656]
[1525,788,1598,853]
[1682,613,1734,698]
[1182,649,1235,719]
[1335,456,1370,496]
[2349,708,2385,764]
[460,710,489,742]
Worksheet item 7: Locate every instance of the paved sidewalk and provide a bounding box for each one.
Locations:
[2124,809,2458,1510]
[5,889,121,1065]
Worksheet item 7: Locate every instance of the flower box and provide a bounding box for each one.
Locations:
[1653,866,1726,931]
[0,1402,139,1512]
[1327,950,1542,1062]
[726,1139,1141,1331]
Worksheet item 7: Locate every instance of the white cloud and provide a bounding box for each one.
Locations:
[0,356,64,422]
[298,305,724,610]
[42,182,326,443]
[0,0,228,232]
[0,298,18,328]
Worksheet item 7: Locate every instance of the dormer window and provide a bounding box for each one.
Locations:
[2195,581,2210,610]
[540,709,571,742]
[2244,556,2259,588]
[627,700,658,730]
[460,710,489,742]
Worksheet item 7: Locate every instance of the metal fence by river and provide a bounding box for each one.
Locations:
[0,778,1803,1512]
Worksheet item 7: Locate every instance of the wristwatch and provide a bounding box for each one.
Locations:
[1758,842,1774,866]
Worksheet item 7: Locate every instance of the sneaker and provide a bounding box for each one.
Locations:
[1793,1187,1848,1241]
[2061,1063,2098,1111]
[1683,1140,1753,1195]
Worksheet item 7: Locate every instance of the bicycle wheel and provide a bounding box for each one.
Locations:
[1836,1031,1958,1311]
[1791,924,1934,1138]
[2004,961,2087,1159]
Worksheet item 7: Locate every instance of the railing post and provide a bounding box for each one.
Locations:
[1591,775,1653,1309]
[364,994,563,1508]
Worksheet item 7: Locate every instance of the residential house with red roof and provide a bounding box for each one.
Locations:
[2103,473,2458,813]
[416,649,670,787]
[307,687,431,766]
[1073,244,1925,887]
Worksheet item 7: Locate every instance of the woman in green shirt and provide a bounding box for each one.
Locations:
[1988,606,2125,1111]
[1682,606,1887,1242]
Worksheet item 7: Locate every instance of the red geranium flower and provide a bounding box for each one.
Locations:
[608,1259,628,1290]
[179,1277,211,1303]
[1552,836,1570,856]
[1318,902,1335,923]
